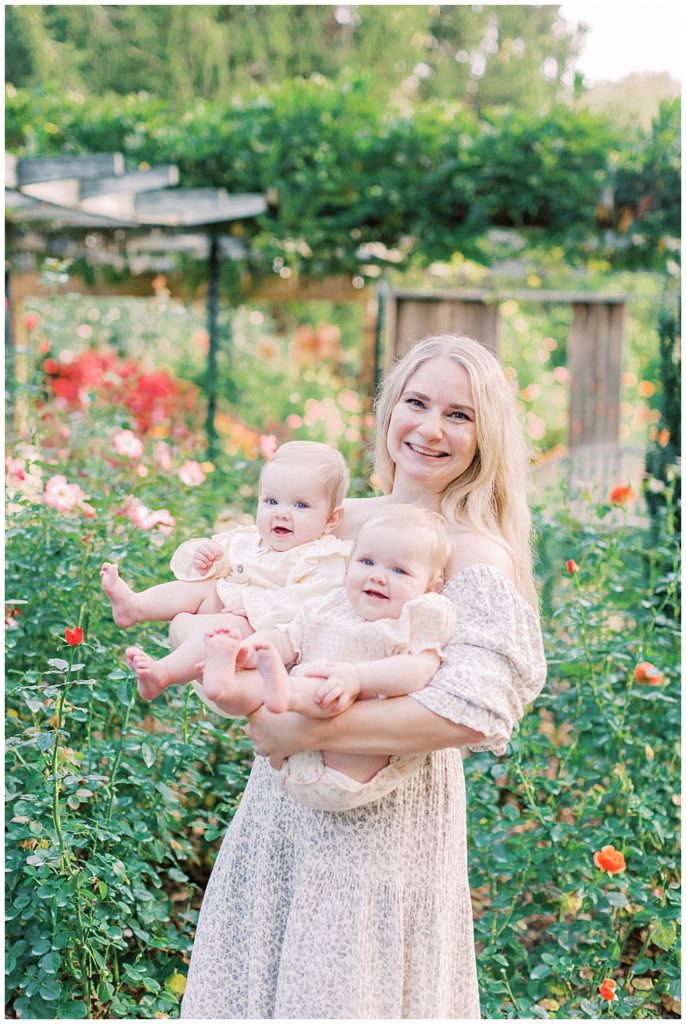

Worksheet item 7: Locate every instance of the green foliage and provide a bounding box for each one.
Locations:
[6,79,679,274]
[468,493,680,1018]
[6,5,581,112]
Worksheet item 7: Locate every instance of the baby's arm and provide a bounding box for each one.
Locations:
[300,650,440,715]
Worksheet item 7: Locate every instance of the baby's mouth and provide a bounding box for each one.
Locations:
[272,526,292,536]
[363,588,388,600]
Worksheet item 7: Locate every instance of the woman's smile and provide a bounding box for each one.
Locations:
[387,357,478,494]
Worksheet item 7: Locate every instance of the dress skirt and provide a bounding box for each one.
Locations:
[180,750,481,1019]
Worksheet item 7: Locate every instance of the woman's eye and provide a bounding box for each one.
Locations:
[406,397,425,408]
[448,410,469,421]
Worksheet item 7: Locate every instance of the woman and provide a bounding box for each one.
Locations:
[180,334,546,1019]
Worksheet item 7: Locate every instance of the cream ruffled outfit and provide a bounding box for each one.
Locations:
[181,565,546,1020]
[274,588,456,811]
[170,525,351,630]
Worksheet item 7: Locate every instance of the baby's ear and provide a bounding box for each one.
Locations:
[324,506,344,534]
[427,575,444,593]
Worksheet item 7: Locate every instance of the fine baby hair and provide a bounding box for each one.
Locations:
[352,504,451,588]
[263,441,350,510]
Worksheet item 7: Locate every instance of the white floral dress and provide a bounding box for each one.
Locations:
[180,565,546,1020]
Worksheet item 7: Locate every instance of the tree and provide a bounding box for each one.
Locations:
[5,4,583,114]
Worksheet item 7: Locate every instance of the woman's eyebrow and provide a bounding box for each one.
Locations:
[404,389,475,413]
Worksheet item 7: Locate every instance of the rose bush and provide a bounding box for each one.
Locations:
[5,299,679,1019]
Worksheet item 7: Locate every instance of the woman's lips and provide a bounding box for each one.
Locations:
[405,442,447,458]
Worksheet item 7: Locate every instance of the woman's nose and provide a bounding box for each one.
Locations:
[418,409,443,439]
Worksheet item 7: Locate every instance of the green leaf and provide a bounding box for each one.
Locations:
[47,658,69,672]
[530,962,552,980]
[142,742,155,768]
[650,918,677,951]
[606,891,629,907]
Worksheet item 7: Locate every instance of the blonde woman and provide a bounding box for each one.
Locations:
[181,335,546,1019]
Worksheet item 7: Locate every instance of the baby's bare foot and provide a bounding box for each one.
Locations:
[202,628,241,702]
[125,645,171,701]
[254,642,292,713]
[101,563,140,628]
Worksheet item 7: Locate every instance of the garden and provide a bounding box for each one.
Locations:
[5,5,681,1019]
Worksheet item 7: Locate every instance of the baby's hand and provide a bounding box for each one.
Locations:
[301,662,361,716]
[191,540,223,574]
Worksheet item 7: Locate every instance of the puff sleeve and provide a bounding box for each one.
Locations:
[409,565,546,756]
[169,529,239,581]
[393,592,458,659]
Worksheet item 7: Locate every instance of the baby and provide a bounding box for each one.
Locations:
[100,441,351,700]
[198,504,457,811]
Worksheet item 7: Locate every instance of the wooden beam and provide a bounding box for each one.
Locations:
[80,166,181,219]
[16,153,124,185]
[6,189,133,228]
[134,189,267,226]
[252,275,370,304]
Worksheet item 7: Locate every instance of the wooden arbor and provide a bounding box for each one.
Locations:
[6,153,267,452]
[382,287,628,449]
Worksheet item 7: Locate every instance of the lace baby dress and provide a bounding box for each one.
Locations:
[180,565,546,1020]
[274,588,457,811]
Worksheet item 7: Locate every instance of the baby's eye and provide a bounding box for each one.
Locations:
[392,567,408,575]
[294,501,310,509]
[263,497,278,505]
[359,557,374,566]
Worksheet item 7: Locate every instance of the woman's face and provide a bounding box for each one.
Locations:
[386,356,478,494]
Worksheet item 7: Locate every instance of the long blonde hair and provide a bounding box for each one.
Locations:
[373,334,537,608]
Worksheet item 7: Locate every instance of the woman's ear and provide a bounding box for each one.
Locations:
[428,574,444,593]
[323,506,344,534]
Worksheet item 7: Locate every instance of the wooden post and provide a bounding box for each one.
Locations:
[568,300,625,445]
[205,233,220,459]
[5,269,14,427]
[384,290,499,370]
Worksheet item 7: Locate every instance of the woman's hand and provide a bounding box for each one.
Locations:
[244,706,322,769]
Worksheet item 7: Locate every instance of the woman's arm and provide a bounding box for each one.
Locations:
[244,696,485,768]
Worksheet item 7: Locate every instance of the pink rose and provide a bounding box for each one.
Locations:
[113,430,144,459]
[178,460,206,486]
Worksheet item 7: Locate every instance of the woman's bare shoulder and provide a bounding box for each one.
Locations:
[337,495,390,540]
[446,529,516,584]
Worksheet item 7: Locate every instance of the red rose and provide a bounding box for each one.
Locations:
[599,978,617,1001]
[65,626,84,646]
[565,559,579,574]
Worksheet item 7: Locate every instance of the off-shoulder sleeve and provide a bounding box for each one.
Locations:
[409,565,546,756]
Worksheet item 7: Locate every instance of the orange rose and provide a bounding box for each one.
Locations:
[609,483,637,505]
[599,978,618,1001]
[634,662,664,686]
[593,844,626,875]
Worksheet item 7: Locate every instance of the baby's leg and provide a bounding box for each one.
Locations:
[126,613,251,701]
[253,643,299,714]
[101,562,222,628]
[321,751,391,784]
[200,630,263,715]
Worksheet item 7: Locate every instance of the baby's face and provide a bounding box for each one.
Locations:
[256,461,335,552]
[345,524,437,621]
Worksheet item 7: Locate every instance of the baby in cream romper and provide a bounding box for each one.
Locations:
[199,504,457,810]
[100,441,351,701]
